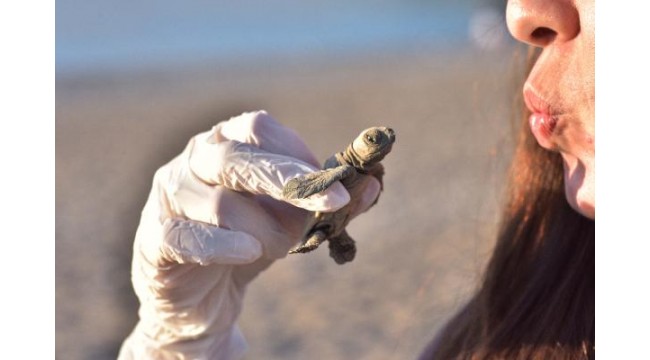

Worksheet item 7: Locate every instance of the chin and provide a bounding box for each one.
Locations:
[564,165,595,219]
[566,192,595,219]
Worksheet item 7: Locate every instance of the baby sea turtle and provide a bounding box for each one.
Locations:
[282,126,396,264]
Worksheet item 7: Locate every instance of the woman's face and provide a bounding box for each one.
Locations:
[506,0,595,219]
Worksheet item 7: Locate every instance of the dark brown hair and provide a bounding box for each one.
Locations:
[419,48,595,359]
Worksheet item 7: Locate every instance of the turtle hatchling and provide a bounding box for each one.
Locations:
[282,126,396,264]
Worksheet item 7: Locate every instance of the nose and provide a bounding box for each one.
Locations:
[506,0,580,47]
[386,127,396,142]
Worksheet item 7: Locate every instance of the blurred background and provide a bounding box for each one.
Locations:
[56,0,526,359]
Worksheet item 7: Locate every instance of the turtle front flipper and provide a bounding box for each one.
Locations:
[283,164,355,199]
[328,230,356,264]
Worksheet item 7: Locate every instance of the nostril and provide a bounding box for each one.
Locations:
[531,27,556,43]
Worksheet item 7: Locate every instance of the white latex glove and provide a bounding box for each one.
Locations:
[118,111,381,360]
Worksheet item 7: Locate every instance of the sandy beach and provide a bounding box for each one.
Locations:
[56,47,524,359]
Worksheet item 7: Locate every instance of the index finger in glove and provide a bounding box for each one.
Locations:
[214,110,321,168]
[188,137,350,212]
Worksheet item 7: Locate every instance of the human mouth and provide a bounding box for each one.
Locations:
[524,85,559,151]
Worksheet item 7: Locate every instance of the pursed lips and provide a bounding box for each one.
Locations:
[523,84,563,151]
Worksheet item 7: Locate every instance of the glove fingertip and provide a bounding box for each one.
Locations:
[289,182,350,212]
[320,182,351,210]
[350,177,381,218]
[219,231,264,265]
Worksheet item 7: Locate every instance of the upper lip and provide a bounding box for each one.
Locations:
[523,84,557,116]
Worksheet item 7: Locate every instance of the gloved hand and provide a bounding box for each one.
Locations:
[118,111,381,360]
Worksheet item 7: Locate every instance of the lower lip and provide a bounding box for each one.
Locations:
[529,112,557,150]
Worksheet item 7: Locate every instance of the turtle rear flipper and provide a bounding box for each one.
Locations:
[283,164,355,199]
[289,230,327,254]
[328,230,356,264]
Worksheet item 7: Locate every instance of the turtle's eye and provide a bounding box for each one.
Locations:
[365,134,376,144]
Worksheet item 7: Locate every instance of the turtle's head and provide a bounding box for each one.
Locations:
[351,127,395,165]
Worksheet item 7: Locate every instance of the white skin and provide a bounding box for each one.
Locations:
[507,0,595,219]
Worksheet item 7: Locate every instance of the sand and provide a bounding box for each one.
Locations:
[56,47,523,359]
